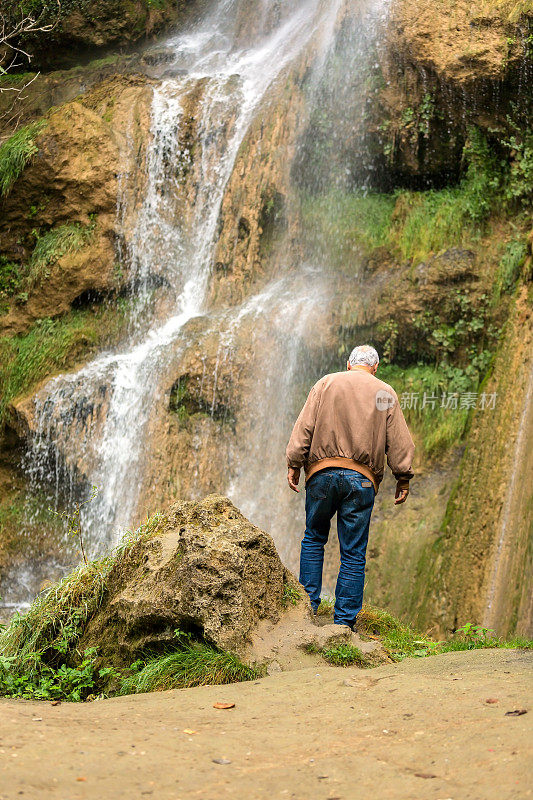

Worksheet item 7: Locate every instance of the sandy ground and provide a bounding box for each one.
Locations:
[0,649,531,800]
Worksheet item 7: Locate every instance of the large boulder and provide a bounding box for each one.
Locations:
[80,494,306,664]
[80,494,387,671]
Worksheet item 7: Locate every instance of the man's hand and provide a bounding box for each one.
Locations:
[394,480,409,505]
[287,466,301,493]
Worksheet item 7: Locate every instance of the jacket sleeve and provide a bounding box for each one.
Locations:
[385,395,415,482]
[286,383,321,469]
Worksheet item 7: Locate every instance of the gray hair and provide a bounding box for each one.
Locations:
[348,344,380,368]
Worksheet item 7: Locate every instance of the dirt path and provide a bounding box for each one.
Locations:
[1,650,531,800]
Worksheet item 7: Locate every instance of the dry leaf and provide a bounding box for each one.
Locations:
[485,698,499,704]
[76,777,87,782]
[414,773,437,779]
[505,709,527,716]
[51,700,61,706]
[183,729,198,734]
[213,701,235,709]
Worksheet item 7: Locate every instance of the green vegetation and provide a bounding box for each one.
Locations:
[378,364,475,456]
[0,514,258,701]
[120,639,259,694]
[316,597,334,616]
[309,603,532,665]
[319,643,370,667]
[281,581,301,607]
[0,120,47,197]
[169,375,235,427]
[28,220,96,286]
[302,128,508,266]
[493,237,528,300]
[0,303,129,426]
[357,605,532,662]
[0,257,24,313]
[301,192,395,267]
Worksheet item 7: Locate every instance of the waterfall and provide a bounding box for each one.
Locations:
[22,0,345,554]
[6,0,388,611]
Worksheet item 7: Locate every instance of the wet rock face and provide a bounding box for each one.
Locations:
[2,1,200,70]
[336,247,489,366]
[372,0,533,186]
[0,76,152,337]
[80,495,297,663]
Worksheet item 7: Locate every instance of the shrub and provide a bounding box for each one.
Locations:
[0,120,47,196]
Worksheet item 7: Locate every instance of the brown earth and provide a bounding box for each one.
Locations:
[0,649,530,799]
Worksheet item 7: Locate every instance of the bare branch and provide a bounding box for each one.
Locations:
[0,2,61,100]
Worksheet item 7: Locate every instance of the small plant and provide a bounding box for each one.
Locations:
[51,485,99,566]
[316,597,334,616]
[0,646,120,701]
[282,581,301,607]
[119,642,260,694]
[320,643,370,667]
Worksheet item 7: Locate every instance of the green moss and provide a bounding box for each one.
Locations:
[0,302,129,426]
[0,120,47,197]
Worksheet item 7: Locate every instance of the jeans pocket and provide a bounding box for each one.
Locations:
[307,472,333,500]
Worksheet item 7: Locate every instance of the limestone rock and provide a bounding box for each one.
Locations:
[79,494,307,665]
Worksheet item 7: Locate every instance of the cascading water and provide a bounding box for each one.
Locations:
[4,0,389,613]
[22,0,346,556]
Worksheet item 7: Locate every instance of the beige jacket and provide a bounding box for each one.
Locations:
[286,368,415,492]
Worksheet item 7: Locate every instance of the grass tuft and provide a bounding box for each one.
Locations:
[320,643,371,667]
[28,221,95,286]
[119,643,260,694]
[0,120,47,197]
[0,558,112,677]
[357,605,533,661]
[316,597,335,616]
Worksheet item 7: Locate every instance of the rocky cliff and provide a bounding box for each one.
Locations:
[0,0,531,635]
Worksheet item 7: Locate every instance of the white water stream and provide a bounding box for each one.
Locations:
[24,0,346,560]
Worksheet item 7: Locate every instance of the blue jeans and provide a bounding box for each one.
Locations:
[299,468,375,628]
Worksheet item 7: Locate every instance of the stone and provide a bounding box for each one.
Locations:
[79,494,305,665]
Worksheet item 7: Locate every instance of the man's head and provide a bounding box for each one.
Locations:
[347,344,379,376]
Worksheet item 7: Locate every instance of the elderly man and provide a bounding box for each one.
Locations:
[286,344,414,629]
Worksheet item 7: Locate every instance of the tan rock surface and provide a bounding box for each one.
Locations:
[80,495,307,664]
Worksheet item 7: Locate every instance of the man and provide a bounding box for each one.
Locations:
[286,344,414,629]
